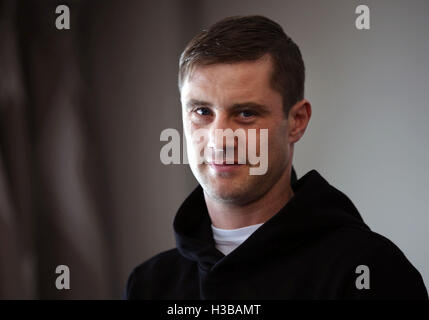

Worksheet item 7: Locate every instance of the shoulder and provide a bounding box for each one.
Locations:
[125,248,179,299]
[125,248,194,299]
[330,226,408,253]
[132,248,182,275]
[332,227,418,265]
[327,226,420,274]
[330,227,428,299]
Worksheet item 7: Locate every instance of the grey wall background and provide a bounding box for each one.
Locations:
[196,0,429,290]
[0,0,427,298]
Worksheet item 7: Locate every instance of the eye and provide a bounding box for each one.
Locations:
[239,110,256,118]
[195,107,212,116]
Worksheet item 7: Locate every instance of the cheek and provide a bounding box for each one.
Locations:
[183,114,205,136]
[183,117,197,159]
[184,123,209,164]
[268,126,289,160]
[183,117,198,143]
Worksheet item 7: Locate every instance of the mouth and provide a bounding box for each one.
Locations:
[207,162,245,172]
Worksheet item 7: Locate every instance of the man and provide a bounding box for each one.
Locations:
[126,15,427,299]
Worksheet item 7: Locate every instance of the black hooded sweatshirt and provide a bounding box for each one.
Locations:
[126,170,428,299]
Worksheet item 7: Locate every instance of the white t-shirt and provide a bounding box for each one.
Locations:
[211,223,264,256]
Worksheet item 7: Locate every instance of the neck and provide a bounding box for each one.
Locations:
[204,166,294,230]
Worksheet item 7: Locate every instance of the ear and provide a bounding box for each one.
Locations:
[288,99,312,144]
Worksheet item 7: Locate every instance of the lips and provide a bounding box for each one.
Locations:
[208,161,241,165]
[205,157,247,165]
[207,162,244,172]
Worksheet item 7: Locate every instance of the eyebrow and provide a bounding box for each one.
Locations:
[186,99,270,114]
[186,99,213,109]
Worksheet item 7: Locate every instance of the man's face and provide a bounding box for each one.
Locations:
[181,55,292,205]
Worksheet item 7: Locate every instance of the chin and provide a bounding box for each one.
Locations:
[207,188,245,203]
[193,164,269,204]
[203,178,257,205]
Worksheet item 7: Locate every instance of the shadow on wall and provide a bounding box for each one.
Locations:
[0,0,199,299]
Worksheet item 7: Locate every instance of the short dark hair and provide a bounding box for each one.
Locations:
[178,15,305,115]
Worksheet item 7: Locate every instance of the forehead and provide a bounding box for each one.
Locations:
[181,55,281,105]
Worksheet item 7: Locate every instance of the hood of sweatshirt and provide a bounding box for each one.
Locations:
[173,170,371,272]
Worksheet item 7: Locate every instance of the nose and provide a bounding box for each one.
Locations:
[206,112,236,152]
[206,112,243,165]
